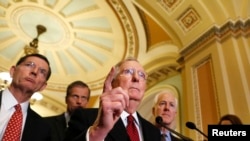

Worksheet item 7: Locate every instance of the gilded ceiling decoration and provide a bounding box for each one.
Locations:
[1,0,248,116]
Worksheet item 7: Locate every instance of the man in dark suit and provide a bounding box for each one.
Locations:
[0,53,52,141]
[64,57,161,141]
[45,80,91,141]
[152,90,182,141]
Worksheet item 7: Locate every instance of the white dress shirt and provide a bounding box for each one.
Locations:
[86,111,144,141]
[0,89,29,140]
[120,111,143,141]
[64,112,71,127]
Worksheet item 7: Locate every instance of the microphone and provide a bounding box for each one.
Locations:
[186,121,208,138]
[156,116,193,141]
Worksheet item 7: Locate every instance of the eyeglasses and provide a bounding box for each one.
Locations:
[119,68,147,80]
[22,62,48,78]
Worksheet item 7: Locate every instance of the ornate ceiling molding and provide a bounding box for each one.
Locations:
[177,18,250,64]
[44,0,140,91]
[177,7,201,32]
[108,0,138,57]
[157,0,183,13]
[146,64,179,89]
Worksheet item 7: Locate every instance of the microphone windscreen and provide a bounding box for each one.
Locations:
[155,116,163,124]
[186,121,196,129]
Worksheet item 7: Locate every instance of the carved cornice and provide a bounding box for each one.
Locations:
[108,0,138,57]
[157,0,182,13]
[146,64,179,89]
[178,19,250,64]
[177,7,200,32]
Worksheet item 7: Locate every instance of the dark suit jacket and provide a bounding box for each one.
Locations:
[0,91,51,141]
[44,113,67,141]
[64,108,161,141]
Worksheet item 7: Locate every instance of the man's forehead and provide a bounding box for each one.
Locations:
[121,60,143,69]
[25,57,49,67]
[159,94,176,101]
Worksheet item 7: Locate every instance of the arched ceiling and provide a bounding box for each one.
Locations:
[1,0,128,88]
[0,0,249,116]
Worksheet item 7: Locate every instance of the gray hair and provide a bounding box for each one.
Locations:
[153,89,178,108]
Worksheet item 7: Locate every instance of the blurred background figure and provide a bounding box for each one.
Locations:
[45,80,91,141]
[218,114,243,125]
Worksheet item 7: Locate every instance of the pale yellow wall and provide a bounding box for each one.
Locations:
[179,23,250,140]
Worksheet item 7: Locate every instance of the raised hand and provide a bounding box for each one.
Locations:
[89,67,129,141]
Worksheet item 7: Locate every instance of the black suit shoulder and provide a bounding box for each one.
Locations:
[22,107,51,141]
[44,113,66,141]
[64,108,98,141]
[137,113,161,141]
[44,113,66,126]
[44,113,65,120]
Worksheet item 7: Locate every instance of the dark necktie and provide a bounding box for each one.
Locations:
[161,133,167,141]
[2,104,23,141]
[126,114,139,141]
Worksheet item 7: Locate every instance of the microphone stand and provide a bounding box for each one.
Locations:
[195,128,208,138]
[156,117,193,141]
[186,122,208,139]
[160,123,193,141]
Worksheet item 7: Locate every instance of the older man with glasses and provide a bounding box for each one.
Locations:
[64,57,161,141]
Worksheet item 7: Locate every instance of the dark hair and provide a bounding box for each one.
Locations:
[16,54,51,80]
[66,80,90,100]
[218,114,243,125]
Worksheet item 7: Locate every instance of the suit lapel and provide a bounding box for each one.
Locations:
[21,106,35,140]
[107,113,153,141]
[108,118,129,141]
[137,113,155,141]
[55,114,67,140]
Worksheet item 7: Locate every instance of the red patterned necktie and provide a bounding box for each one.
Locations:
[2,104,23,141]
[126,114,140,141]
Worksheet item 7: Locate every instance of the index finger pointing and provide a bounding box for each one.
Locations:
[103,67,116,93]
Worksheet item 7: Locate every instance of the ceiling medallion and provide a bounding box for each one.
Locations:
[8,5,71,48]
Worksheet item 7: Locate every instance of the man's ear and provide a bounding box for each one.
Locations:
[9,66,16,78]
[152,107,155,116]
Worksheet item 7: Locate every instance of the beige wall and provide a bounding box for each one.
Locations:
[178,21,250,140]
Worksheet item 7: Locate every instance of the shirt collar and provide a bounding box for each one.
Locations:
[121,111,139,125]
[2,88,30,112]
[65,112,71,123]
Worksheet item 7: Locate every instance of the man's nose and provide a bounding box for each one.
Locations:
[30,67,39,75]
[131,72,140,82]
[76,98,83,103]
[164,104,170,109]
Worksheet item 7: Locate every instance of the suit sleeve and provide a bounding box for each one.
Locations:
[63,108,98,141]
